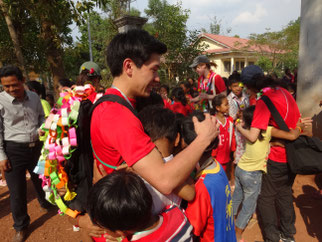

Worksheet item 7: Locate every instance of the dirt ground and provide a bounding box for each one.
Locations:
[0,174,321,242]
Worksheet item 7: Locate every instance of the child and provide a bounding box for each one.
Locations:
[170,87,192,116]
[87,171,193,242]
[138,105,195,212]
[182,111,236,242]
[233,105,305,242]
[226,74,249,182]
[211,94,236,173]
[159,84,171,109]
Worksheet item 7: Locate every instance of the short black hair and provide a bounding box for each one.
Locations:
[171,87,187,106]
[26,80,42,95]
[58,78,74,88]
[228,73,241,86]
[87,171,152,232]
[106,29,167,77]
[139,105,178,142]
[181,111,218,152]
[0,65,23,81]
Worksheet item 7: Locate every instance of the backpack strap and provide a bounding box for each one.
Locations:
[89,94,138,170]
[90,94,138,117]
[261,95,290,132]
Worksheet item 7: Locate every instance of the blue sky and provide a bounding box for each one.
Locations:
[72,0,301,40]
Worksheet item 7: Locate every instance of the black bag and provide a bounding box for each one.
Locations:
[261,95,322,175]
[65,94,137,212]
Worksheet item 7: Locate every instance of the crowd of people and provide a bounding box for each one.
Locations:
[0,29,315,242]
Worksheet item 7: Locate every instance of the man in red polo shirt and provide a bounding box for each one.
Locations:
[91,30,218,198]
[237,65,300,242]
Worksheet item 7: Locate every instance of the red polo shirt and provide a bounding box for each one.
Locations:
[251,87,300,163]
[90,88,155,174]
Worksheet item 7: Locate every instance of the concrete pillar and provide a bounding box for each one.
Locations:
[230,57,234,73]
[245,57,248,67]
[298,0,322,138]
[114,15,148,33]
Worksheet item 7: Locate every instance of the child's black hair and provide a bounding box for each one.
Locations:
[139,105,178,142]
[26,80,43,96]
[179,81,193,96]
[211,93,226,114]
[228,73,241,86]
[136,91,164,113]
[242,106,264,141]
[87,171,152,232]
[181,111,218,152]
[171,87,187,106]
[160,84,169,95]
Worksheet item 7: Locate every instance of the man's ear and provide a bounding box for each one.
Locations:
[174,132,181,148]
[123,58,134,77]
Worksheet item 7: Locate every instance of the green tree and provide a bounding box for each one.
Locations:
[201,16,232,35]
[249,18,300,74]
[145,0,204,86]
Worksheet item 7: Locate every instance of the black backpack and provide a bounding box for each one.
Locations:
[65,94,137,212]
[261,95,322,175]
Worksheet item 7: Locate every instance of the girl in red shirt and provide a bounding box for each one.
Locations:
[211,94,236,172]
[170,87,192,116]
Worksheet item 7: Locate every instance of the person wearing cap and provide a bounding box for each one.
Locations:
[77,61,102,103]
[236,65,305,242]
[190,55,226,111]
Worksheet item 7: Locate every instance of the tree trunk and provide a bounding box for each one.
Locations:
[0,0,29,80]
[40,20,66,97]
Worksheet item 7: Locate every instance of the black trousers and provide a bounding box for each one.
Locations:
[257,159,296,242]
[4,141,48,231]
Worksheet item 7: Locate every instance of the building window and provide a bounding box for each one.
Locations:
[249,61,254,65]
[224,61,231,72]
[241,61,245,69]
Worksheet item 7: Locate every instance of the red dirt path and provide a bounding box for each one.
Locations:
[0,174,321,242]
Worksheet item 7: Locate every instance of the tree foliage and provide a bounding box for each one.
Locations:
[249,18,300,75]
[144,0,204,85]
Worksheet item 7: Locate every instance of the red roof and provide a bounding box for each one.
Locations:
[201,33,273,53]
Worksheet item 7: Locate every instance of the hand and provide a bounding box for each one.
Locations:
[93,163,108,184]
[57,187,67,196]
[38,128,45,137]
[78,213,106,238]
[199,92,208,100]
[116,163,134,173]
[0,159,11,172]
[299,117,313,137]
[104,234,124,242]
[193,114,219,147]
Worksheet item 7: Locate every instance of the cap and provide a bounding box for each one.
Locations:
[189,55,210,68]
[240,65,264,86]
[79,61,101,77]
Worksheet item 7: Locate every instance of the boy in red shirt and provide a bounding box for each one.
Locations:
[87,171,193,242]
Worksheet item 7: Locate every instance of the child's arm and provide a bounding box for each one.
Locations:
[173,177,195,201]
[271,118,306,140]
[271,127,300,140]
